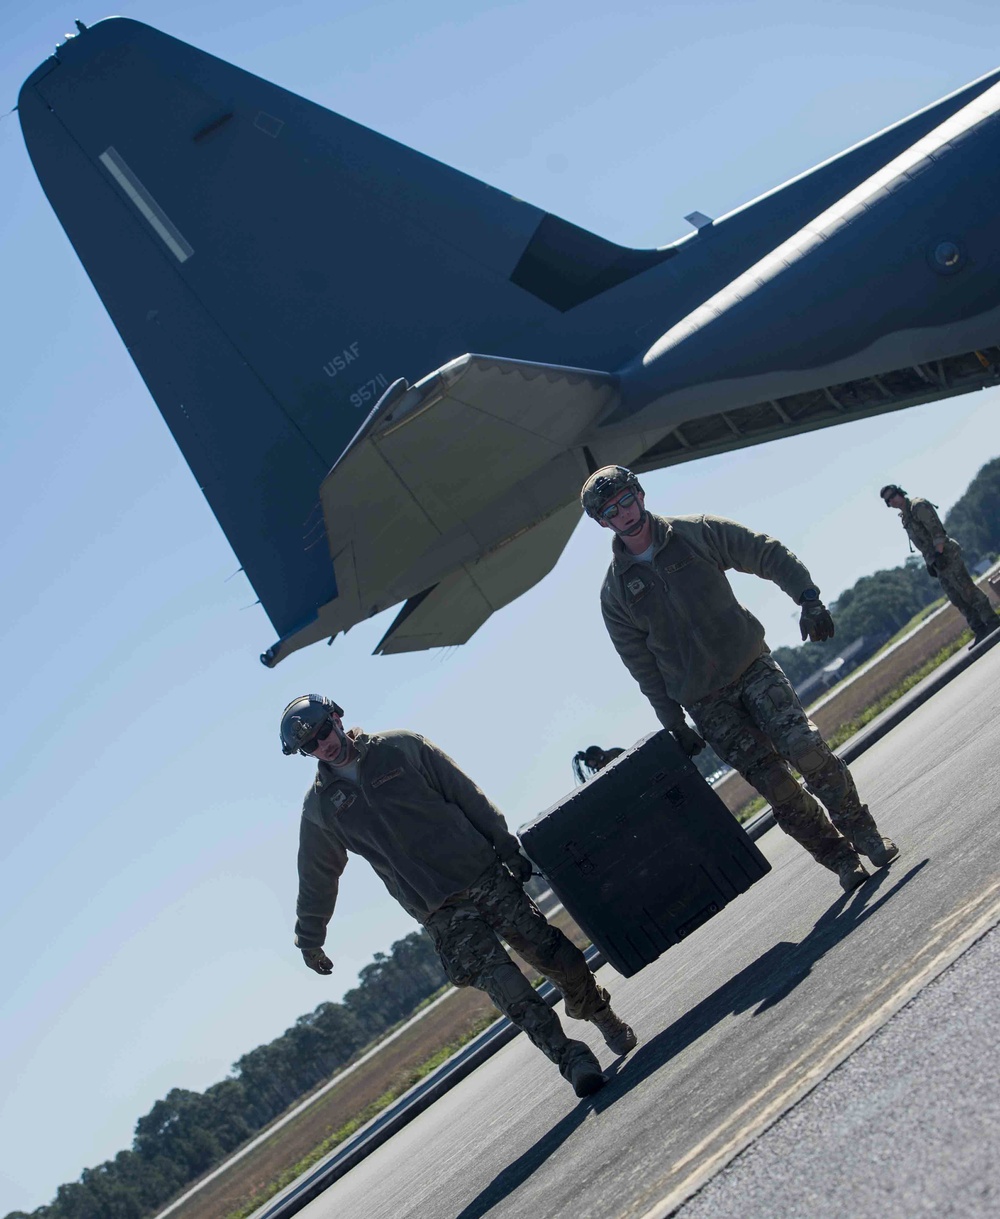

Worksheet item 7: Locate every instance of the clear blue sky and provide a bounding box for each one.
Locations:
[2,0,999,1211]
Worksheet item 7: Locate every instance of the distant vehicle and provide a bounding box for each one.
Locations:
[19,20,1000,664]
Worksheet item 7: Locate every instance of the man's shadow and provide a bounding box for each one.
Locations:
[452,860,926,1219]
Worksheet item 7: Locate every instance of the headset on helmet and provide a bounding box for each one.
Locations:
[580,465,644,518]
[279,694,344,755]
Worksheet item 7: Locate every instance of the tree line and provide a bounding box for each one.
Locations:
[6,932,446,1219]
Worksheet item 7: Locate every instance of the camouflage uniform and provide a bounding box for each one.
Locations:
[688,655,877,867]
[295,729,615,1085]
[898,496,996,634]
[424,862,609,1073]
[601,512,885,872]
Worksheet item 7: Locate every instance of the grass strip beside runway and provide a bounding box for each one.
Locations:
[226,1012,500,1219]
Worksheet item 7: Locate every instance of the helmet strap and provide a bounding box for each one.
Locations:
[610,505,649,539]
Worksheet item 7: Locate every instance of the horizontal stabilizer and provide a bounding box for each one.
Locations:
[316,355,616,642]
[374,502,581,653]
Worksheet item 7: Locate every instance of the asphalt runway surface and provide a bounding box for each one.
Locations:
[296,643,1000,1219]
[677,917,1000,1219]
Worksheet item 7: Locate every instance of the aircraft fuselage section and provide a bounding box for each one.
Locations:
[607,80,1000,433]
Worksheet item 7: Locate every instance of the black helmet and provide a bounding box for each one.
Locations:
[279,694,344,755]
[580,465,643,518]
[880,484,906,504]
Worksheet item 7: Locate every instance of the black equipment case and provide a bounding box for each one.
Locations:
[519,731,771,977]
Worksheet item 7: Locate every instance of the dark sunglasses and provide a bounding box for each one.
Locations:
[300,719,336,754]
[600,490,638,520]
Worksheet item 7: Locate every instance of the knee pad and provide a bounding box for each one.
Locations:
[492,961,535,1009]
[789,745,828,778]
[748,761,801,806]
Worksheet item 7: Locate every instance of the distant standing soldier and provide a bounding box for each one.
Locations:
[281,695,637,1099]
[880,484,999,645]
[581,466,898,893]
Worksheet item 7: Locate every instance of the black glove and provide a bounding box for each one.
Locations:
[301,946,334,975]
[672,723,706,757]
[504,852,534,885]
[799,600,836,642]
[926,557,940,577]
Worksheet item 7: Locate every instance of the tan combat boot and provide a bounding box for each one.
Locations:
[834,852,870,892]
[590,1005,638,1056]
[560,1042,608,1098]
[853,827,899,868]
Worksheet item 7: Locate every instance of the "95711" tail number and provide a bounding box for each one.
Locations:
[350,373,389,409]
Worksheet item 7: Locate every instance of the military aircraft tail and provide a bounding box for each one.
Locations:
[21,18,1000,663]
[18,18,656,653]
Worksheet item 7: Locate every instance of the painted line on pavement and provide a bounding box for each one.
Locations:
[637,881,1000,1219]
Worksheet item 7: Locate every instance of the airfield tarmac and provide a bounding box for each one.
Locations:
[288,639,1000,1219]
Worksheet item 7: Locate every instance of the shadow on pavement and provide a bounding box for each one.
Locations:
[611,859,928,1090]
[452,1094,606,1219]
[753,858,928,1014]
[453,859,927,1218]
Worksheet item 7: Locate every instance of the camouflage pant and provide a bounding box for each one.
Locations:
[934,544,996,631]
[423,862,608,1066]
[688,654,879,868]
